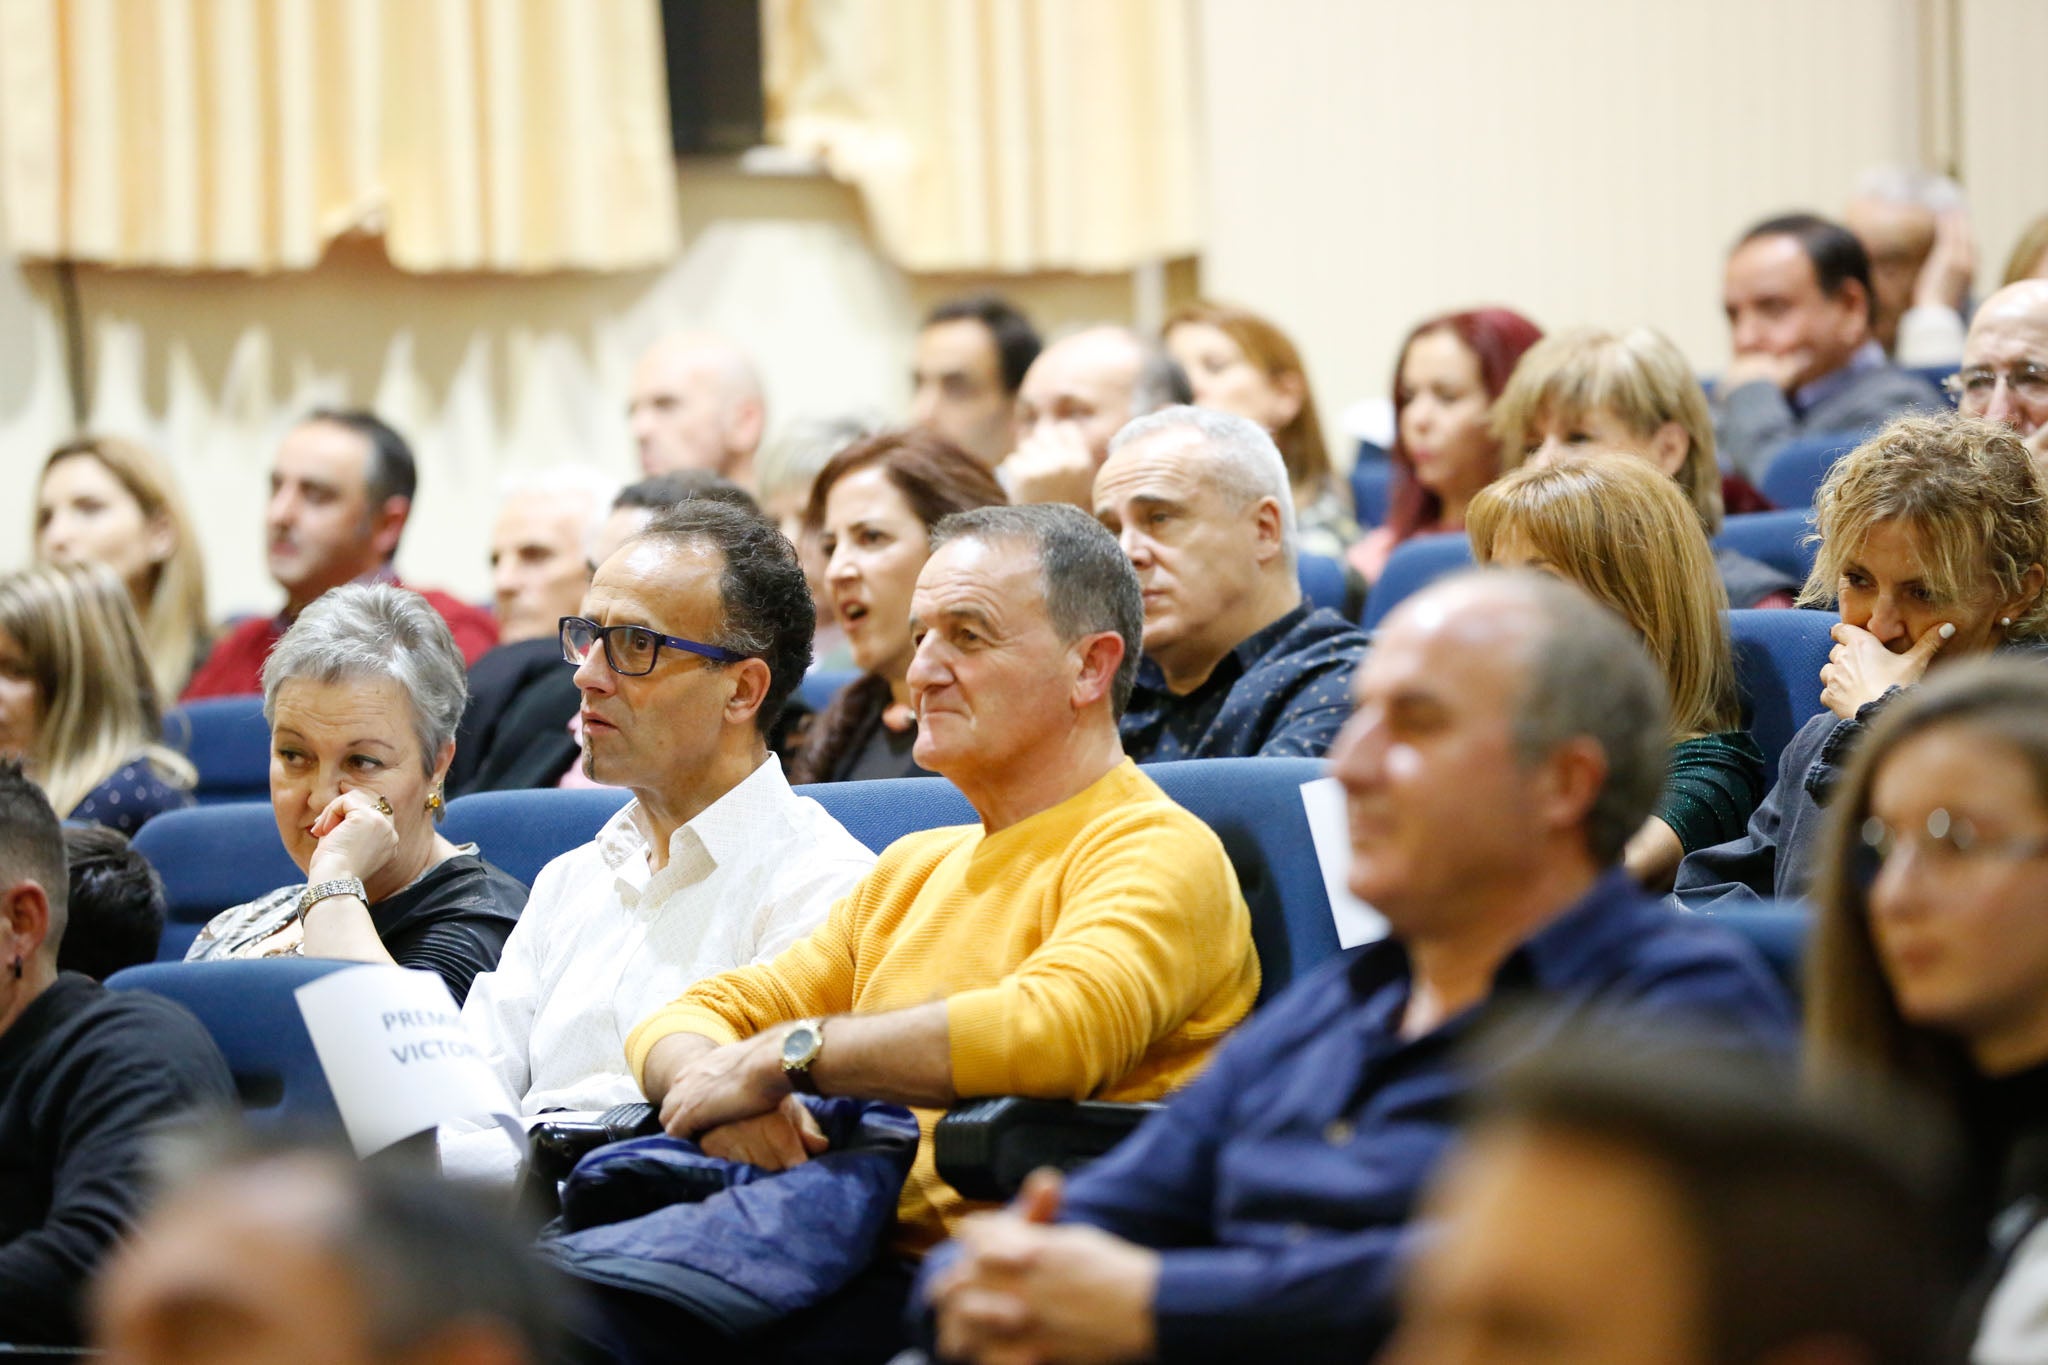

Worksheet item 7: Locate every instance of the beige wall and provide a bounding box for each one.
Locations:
[1196,0,2042,444]
[0,163,1141,616]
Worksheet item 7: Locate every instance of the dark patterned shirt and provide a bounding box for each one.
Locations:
[1120,603,1368,762]
[69,758,193,836]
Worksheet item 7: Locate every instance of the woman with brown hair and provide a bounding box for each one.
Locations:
[1805,658,2048,1362]
[1676,412,2048,906]
[34,436,210,701]
[1468,452,1764,889]
[790,430,1007,784]
[1164,301,1358,557]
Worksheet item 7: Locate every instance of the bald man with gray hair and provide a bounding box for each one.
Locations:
[1095,405,1367,761]
[627,333,768,488]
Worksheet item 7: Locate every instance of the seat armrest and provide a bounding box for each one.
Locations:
[934,1096,1158,1203]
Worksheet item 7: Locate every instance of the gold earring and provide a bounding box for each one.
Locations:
[426,788,444,815]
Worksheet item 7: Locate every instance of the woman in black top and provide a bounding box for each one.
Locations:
[187,584,524,1003]
[790,430,1006,785]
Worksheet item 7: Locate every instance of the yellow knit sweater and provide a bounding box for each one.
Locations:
[624,758,1260,1250]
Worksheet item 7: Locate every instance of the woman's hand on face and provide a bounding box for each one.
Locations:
[1822,620,1954,719]
[305,789,402,888]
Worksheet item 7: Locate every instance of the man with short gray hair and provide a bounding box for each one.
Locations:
[922,570,1793,1364]
[1097,406,1367,761]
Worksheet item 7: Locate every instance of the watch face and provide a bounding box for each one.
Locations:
[782,1025,818,1067]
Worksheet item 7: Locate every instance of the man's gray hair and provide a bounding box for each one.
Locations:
[929,503,1145,717]
[497,463,622,561]
[1424,569,1669,866]
[1109,405,1299,561]
[260,583,469,770]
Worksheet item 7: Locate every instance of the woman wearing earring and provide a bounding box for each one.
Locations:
[1677,413,2048,905]
[186,585,525,1005]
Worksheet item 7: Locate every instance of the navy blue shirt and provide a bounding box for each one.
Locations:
[922,870,1794,1362]
[68,758,192,836]
[1120,603,1368,762]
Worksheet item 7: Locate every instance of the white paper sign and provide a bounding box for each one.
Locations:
[1299,777,1389,949]
[296,966,521,1157]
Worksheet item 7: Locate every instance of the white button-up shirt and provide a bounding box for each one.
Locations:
[441,755,875,1178]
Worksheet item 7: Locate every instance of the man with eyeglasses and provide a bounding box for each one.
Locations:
[1953,279,2048,468]
[438,501,876,1182]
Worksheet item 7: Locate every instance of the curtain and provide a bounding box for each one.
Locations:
[0,0,679,273]
[764,0,1201,274]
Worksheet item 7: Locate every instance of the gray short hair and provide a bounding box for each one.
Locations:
[929,503,1144,717]
[1419,570,1669,866]
[1109,405,1299,560]
[260,584,469,770]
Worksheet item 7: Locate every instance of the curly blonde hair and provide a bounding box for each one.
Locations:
[1800,413,2048,637]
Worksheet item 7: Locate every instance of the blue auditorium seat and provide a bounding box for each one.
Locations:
[1296,553,1349,618]
[1350,455,1392,530]
[163,696,272,804]
[798,669,859,714]
[1758,429,1867,510]
[801,776,976,853]
[107,958,355,1133]
[1907,363,1958,407]
[1728,608,1834,777]
[1361,531,1473,630]
[133,803,302,961]
[1697,900,1809,1001]
[441,786,633,887]
[1711,509,1819,588]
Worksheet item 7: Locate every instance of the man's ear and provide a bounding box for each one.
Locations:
[727,398,767,463]
[0,881,53,964]
[369,496,411,563]
[1834,278,1874,344]
[1648,421,1691,479]
[722,657,775,729]
[1071,630,1127,712]
[1534,734,1609,840]
[1252,496,1289,568]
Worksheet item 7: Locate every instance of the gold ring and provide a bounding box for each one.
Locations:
[374,795,393,817]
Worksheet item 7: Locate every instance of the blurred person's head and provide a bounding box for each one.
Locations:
[2002,213,2048,288]
[1015,325,1191,471]
[911,505,1141,803]
[0,759,67,1034]
[1846,167,1962,354]
[1386,1035,1956,1365]
[58,825,164,981]
[1328,571,1666,939]
[1799,413,2048,657]
[1810,658,2048,1093]
[1095,406,1299,695]
[1385,308,1544,541]
[1164,301,1337,508]
[487,466,618,644]
[569,502,811,826]
[1953,280,2048,452]
[754,415,882,634]
[1492,325,1724,533]
[626,333,766,485]
[589,471,759,571]
[0,566,192,822]
[35,436,209,702]
[266,410,416,614]
[94,1140,571,1365]
[912,296,1041,467]
[1723,213,1876,389]
[1469,453,1738,742]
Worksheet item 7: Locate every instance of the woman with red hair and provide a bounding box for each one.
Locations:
[1348,307,1543,584]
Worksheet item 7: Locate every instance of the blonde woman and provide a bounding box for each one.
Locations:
[35,436,211,700]
[1468,453,1765,890]
[1677,413,2048,906]
[1490,326,1797,608]
[0,565,195,835]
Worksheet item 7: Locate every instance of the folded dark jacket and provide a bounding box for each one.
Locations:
[539,1096,920,1338]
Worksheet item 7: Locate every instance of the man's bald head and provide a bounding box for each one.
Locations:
[628,333,767,484]
[1016,325,1190,468]
[1959,280,2048,451]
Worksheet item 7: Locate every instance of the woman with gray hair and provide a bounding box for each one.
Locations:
[186,585,524,1003]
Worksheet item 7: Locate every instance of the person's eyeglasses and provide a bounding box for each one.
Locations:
[559,615,747,677]
[1942,362,2048,409]
[1854,808,2048,886]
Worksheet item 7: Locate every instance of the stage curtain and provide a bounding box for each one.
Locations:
[0,0,679,272]
[764,0,1201,273]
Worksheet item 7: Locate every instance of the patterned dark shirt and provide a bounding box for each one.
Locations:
[69,758,193,837]
[1120,603,1368,762]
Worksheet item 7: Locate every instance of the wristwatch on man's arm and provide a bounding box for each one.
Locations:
[781,1018,827,1094]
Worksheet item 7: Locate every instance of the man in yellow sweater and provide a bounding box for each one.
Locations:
[624,504,1260,1265]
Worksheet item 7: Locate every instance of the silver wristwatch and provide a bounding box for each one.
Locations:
[295,876,368,923]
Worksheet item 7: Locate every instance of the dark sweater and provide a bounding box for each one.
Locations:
[0,973,234,1345]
